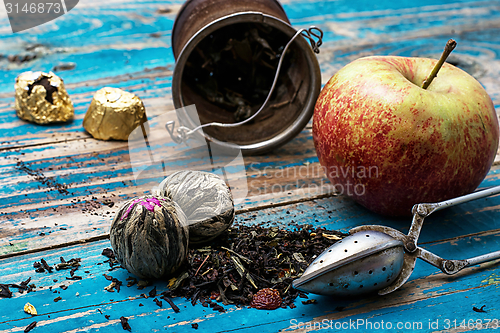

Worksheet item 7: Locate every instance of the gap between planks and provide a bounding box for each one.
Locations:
[0,191,339,261]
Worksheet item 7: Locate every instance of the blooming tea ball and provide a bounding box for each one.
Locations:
[154,170,234,244]
[110,195,189,279]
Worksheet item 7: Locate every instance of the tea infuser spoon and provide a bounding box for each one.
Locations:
[292,185,500,296]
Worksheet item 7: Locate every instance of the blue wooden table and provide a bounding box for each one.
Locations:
[2,0,500,332]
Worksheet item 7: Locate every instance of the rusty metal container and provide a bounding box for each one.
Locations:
[171,0,321,154]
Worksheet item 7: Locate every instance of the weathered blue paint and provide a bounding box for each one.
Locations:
[1,229,500,332]
[2,0,500,331]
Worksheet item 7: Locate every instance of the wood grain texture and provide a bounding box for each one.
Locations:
[2,0,500,331]
[1,225,500,332]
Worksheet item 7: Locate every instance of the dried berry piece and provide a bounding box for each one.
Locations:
[192,323,199,329]
[250,288,282,310]
[120,316,131,331]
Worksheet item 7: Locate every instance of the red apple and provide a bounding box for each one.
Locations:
[313,55,499,216]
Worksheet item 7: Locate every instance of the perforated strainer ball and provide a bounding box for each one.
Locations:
[110,195,189,279]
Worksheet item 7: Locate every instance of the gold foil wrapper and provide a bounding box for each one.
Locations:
[15,71,74,124]
[23,302,37,315]
[83,87,147,141]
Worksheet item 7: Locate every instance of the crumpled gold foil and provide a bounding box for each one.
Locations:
[83,87,147,141]
[15,71,74,124]
[23,302,37,315]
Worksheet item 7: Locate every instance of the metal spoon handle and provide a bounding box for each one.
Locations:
[418,247,500,275]
[423,185,500,215]
[406,185,500,252]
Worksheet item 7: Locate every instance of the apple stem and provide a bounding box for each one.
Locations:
[421,39,457,90]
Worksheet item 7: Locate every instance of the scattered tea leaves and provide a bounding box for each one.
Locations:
[103,274,122,292]
[0,284,12,298]
[40,259,53,273]
[126,277,137,287]
[120,316,131,331]
[55,258,81,271]
[164,224,344,309]
[161,294,180,313]
[302,299,317,305]
[473,305,487,313]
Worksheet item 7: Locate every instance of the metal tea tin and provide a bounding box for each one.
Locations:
[171,0,321,154]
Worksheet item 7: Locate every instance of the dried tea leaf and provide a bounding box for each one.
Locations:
[137,280,150,288]
[231,256,257,289]
[169,272,189,291]
[473,305,487,313]
[40,258,53,273]
[162,295,180,313]
[102,248,115,259]
[0,284,12,298]
[104,282,116,292]
[302,299,317,305]
[24,321,37,333]
[221,246,252,264]
[120,316,131,331]
[24,302,37,315]
[323,233,342,240]
[293,253,306,263]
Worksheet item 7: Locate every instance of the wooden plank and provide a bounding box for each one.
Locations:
[0,0,499,148]
[0,0,500,257]
[2,114,500,255]
[1,225,500,332]
[3,136,500,257]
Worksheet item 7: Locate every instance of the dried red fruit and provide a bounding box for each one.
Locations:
[250,288,282,310]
